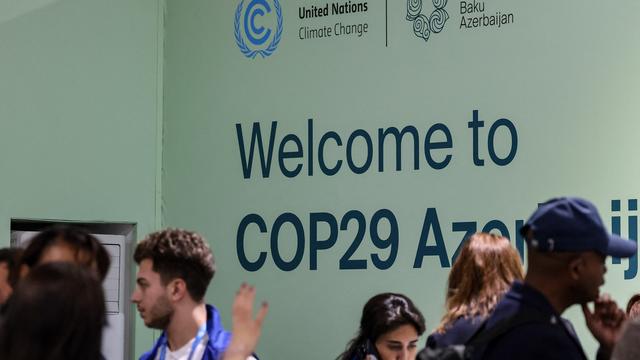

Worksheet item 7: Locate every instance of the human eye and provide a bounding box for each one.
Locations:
[386,343,402,351]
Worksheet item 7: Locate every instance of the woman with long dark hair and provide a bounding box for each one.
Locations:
[338,293,426,360]
[0,262,106,360]
[427,232,524,348]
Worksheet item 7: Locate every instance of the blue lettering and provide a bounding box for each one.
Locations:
[278,134,303,178]
[309,212,338,270]
[424,123,453,170]
[237,214,268,272]
[346,130,373,174]
[271,213,305,271]
[378,126,420,172]
[414,208,450,268]
[468,110,485,166]
[318,131,343,176]
[451,221,477,264]
[488,118,518,166]
[236,122,277,179]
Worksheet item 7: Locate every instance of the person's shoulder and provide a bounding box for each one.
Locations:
[483,322,583,360]
[484,294,523,326]
[427,316,485,349]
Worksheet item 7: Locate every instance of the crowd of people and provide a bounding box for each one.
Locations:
[0,226,266,360]
[341,197,640,360]
[0,196,638,360]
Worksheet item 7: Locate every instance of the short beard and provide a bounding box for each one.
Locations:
[570,282,598,305]
[146,294,174,329]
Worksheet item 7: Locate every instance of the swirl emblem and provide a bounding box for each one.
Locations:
[234,0,283,59]
[406,0,448,43]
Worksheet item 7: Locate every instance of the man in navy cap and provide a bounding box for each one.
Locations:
[479,197,636,360]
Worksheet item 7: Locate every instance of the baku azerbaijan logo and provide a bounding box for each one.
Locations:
[406,0,449,43]
[234,0,283,59]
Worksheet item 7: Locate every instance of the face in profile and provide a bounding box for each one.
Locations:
[131,259,174,329]
[574,251,607,302]
[374,324,420,360]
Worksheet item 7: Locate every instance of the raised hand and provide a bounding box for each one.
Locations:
[224,283,269,360]
[582,293,626,354]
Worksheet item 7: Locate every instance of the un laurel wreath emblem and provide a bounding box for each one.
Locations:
[406,0,449,42]
[234,0,283,59]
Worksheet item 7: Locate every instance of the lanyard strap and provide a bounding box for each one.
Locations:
[159,323,207,360]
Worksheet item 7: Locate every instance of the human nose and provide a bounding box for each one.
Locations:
[398,349,409,360]
[131,288,141,303]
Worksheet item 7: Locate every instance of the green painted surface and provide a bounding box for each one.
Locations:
[0,0,163,357]
[163,1,640,359]
[4,0,640,359]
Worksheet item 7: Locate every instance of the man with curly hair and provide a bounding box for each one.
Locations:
[132,228,259,360]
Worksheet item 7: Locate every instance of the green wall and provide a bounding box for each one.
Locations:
[4,0,640,359]
[163,0,640,359]
[0,0,162,357]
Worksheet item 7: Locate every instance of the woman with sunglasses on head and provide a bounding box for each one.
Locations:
[338,292,426,360]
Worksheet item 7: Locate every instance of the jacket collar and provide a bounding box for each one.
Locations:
[142,304,231,360]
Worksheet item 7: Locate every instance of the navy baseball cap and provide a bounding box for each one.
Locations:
[520,197,637,257]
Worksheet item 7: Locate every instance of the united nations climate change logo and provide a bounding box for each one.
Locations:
[234,0,283,59]
[406,0,449,43]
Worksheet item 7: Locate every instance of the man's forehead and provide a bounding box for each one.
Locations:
[137,259,159,276]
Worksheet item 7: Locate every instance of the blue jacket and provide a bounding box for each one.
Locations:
[426,315,485,348]
[478,281,587,360]
[139,304,232,360]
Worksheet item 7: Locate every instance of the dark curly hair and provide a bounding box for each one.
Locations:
[134,228,215,302]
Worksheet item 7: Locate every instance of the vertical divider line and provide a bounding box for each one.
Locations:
[385,0,388,47]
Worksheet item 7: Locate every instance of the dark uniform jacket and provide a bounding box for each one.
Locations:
[426,315,485,349]
[479,281,587,360]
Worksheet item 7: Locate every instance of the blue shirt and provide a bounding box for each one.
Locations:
[478,281,587,360]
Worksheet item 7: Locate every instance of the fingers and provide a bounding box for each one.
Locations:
[613,307,626,328]
[233,282,267,324]
[585,294,627,331]
[234,283,256,309]
[255,301,269,328]
[595,293,625,326]
[582,303,593,320]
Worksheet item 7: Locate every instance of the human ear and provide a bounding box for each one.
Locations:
[168,279,187,301]
[568,256,584,281]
